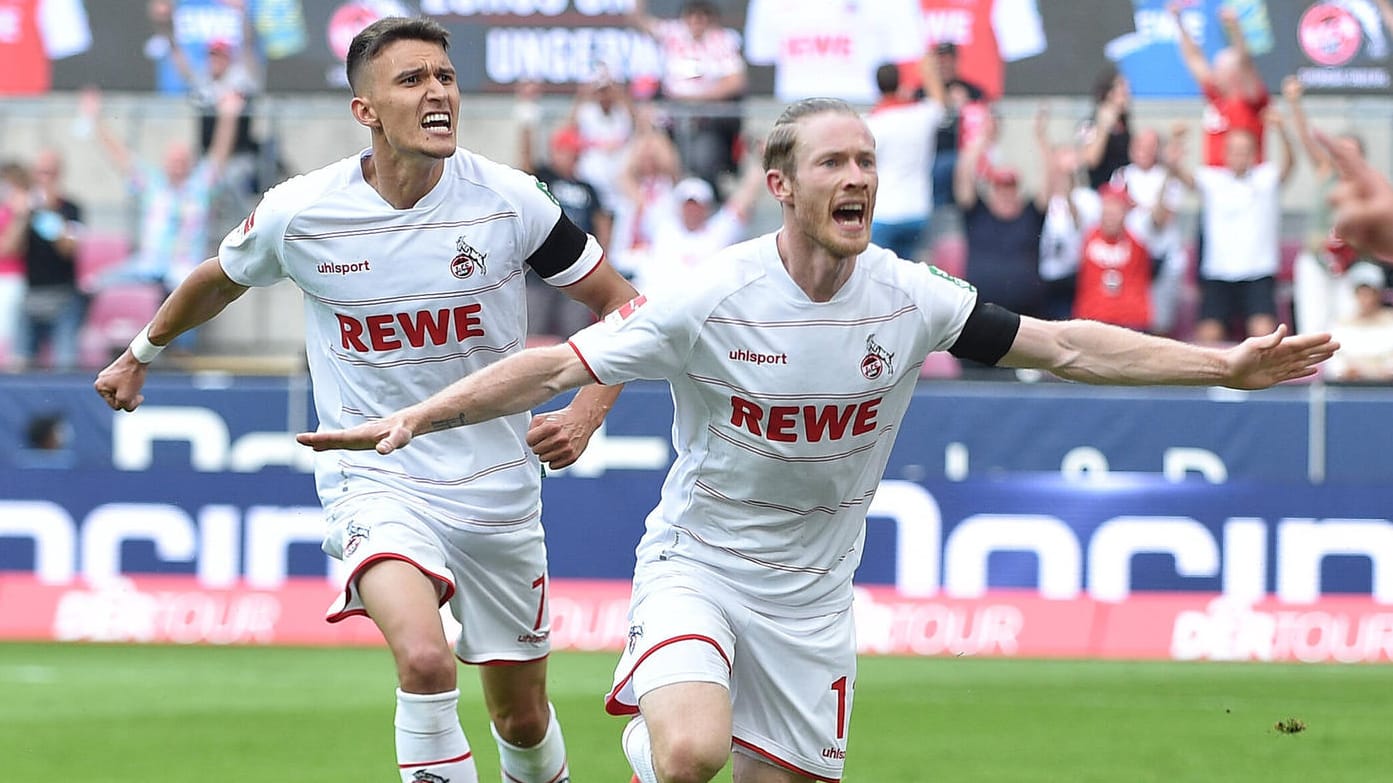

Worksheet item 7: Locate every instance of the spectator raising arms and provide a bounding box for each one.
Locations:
[567,66,637,213]
[1167,109,1296,344]
[1074,182,1154,332]
[82,87,242,298]
[1318,130,1393,264]
[954,112,1048,323]
[1078,65,1131,189]
[1172,3,1269,167]
[630,154,766,295]
[1281,74,1380,337]
[865,46,946,263]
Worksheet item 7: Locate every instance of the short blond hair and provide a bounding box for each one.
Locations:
[762,98,860,177]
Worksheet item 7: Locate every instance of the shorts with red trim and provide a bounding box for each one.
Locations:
[322,497,553,664]
[605,565,854,782]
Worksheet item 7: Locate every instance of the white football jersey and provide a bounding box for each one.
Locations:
[568,234,976,615]
[220,148,603,531]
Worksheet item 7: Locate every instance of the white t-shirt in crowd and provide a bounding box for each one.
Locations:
[568,234,977,615]
[631,207,747,294]
[744,0,924,104]
[1120,163,1185,259]
[1038,186,1100,283]
[574,101,634,209]
[1195,162,1281,281]
[865,100,945,224]
[219,148,603,531]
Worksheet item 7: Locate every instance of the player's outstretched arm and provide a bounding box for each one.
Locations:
[1001,317,1337,389]
[298,343,596,455]
[94,257,250,412]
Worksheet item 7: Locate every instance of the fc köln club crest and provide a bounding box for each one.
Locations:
[450,236,488,279]
[860,334,895,380]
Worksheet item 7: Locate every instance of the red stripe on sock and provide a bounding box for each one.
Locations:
[398,751,473,769]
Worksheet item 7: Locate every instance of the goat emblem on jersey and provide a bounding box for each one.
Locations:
[860,334,895,380]
[450,236,488,279]
[344,523,370,558]
[411,771,448,783]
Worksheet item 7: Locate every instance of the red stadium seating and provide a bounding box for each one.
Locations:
[74,231,132,292]
[78,283,164,368]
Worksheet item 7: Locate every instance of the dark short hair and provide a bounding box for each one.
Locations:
[346,17,451,95]
[762,97,860,176]
[875,64,900,96]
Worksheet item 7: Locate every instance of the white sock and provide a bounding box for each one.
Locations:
[395,688,478,783]
[621,714,658,783]
[491,703,570,783]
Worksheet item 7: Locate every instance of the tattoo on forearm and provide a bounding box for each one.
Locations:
[427,413,469,432]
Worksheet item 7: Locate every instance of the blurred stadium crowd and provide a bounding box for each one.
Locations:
[1,0,1392,382]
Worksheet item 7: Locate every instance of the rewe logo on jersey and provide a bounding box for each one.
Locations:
[450,235,488,279]
[729,395,881,443]
[860,334,894,380]
[336,305,485,352]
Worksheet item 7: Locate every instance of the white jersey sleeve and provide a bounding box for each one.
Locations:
[567,283,705,385]
[218,185,298,288]
[894,255,979,352]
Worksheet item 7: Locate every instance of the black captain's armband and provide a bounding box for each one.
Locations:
[948,301,1020,366]
[526,213,588,279]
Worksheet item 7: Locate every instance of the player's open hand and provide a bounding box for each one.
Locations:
[1319,130,1393,263]
[1222,325,1338,390]
[297,418,414,455]
[526,406,595,470]
[94,352,149,412]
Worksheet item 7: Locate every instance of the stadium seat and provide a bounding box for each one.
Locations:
[74,231,132,292]
[78,283,165,368]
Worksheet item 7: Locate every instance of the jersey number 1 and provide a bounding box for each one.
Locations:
[830,676,852,740]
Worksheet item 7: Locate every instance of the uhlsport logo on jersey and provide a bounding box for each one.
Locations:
[343,523,370,558]
[450,235,488,279]
[860,334,894,380]
[411,771,448,783]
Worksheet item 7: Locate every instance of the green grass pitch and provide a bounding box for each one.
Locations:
[1,642,1389,782]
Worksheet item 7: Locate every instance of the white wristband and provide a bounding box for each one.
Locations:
[129,325,165,364]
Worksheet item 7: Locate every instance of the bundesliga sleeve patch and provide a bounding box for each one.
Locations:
[603,295,648,325]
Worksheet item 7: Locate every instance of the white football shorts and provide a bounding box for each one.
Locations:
[322,496,553,664]
[605,566,856,782]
